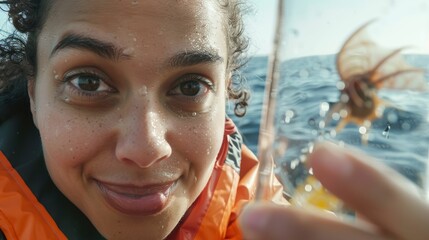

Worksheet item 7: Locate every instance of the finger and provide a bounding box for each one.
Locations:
[238,202,390,240]
[308,142,429,240]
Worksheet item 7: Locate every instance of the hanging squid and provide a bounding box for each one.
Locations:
[326,20,427,142]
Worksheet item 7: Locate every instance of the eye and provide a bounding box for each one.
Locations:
[68,74,113,93]
[169,74,214,98]
[166,74,216,114]
[178,80,204,96]
[60,68,118,106]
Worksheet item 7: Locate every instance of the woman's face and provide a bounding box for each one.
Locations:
[30,0,228,239]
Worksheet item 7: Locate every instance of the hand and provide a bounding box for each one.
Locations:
[239,142,429,240]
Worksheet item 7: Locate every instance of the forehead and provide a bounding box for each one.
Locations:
[39,0,227,60]
[45,0,222,23]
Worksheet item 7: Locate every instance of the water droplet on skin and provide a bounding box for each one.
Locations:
[64,97,70,102]
[122,47,135,55]
[54,74,60,80]
[137,85,148,96]
[65,124,72,131]
[191,112,197,117]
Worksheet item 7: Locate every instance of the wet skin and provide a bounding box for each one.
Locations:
[29,1,229,239]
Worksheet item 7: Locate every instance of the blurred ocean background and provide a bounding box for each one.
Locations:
[227,54,429,188]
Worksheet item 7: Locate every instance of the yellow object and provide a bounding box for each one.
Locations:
[292,175,342,212]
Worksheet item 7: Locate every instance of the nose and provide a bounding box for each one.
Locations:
[115,105,172,168]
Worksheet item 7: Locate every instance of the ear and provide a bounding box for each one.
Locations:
[27,78,38,128]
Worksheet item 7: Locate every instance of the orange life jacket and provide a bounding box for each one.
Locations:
[0,119,284,239]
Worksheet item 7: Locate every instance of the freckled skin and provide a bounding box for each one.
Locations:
[28,1,229,239]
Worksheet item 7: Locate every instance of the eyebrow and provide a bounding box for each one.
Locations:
[50,33,224,67]
[167,50,224,68]
[50,33,130,60]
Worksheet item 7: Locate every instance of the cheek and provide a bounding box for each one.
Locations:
[37,105,107,171]
[176,104,226,183]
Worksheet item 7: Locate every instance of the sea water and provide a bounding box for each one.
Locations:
[227,54,429,190]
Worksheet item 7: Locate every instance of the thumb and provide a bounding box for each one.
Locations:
[308,141,429,240]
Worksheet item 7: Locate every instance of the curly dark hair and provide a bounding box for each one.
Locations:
[0,0,250,116]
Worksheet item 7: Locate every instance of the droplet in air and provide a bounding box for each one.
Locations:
[332,112,340,121]
[358,126,367,135]
[336,82,345,90]
[382,124,390,139]
[320,102,330,116]
[339,109,348,118]
[340,94,349,103]
[387,112,398,123]
[290,28,299,36]
[318,120,325,129]
[401,122,411,130]
[283,110,295,123]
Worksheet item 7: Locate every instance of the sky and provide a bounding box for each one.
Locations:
[244,0,277,56]
[246,0,429,58]
[1,0,429,57]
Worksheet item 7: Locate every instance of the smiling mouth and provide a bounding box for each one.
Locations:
[96,180,177,216]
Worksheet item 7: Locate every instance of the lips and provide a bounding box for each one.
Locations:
[96,180,176,216]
